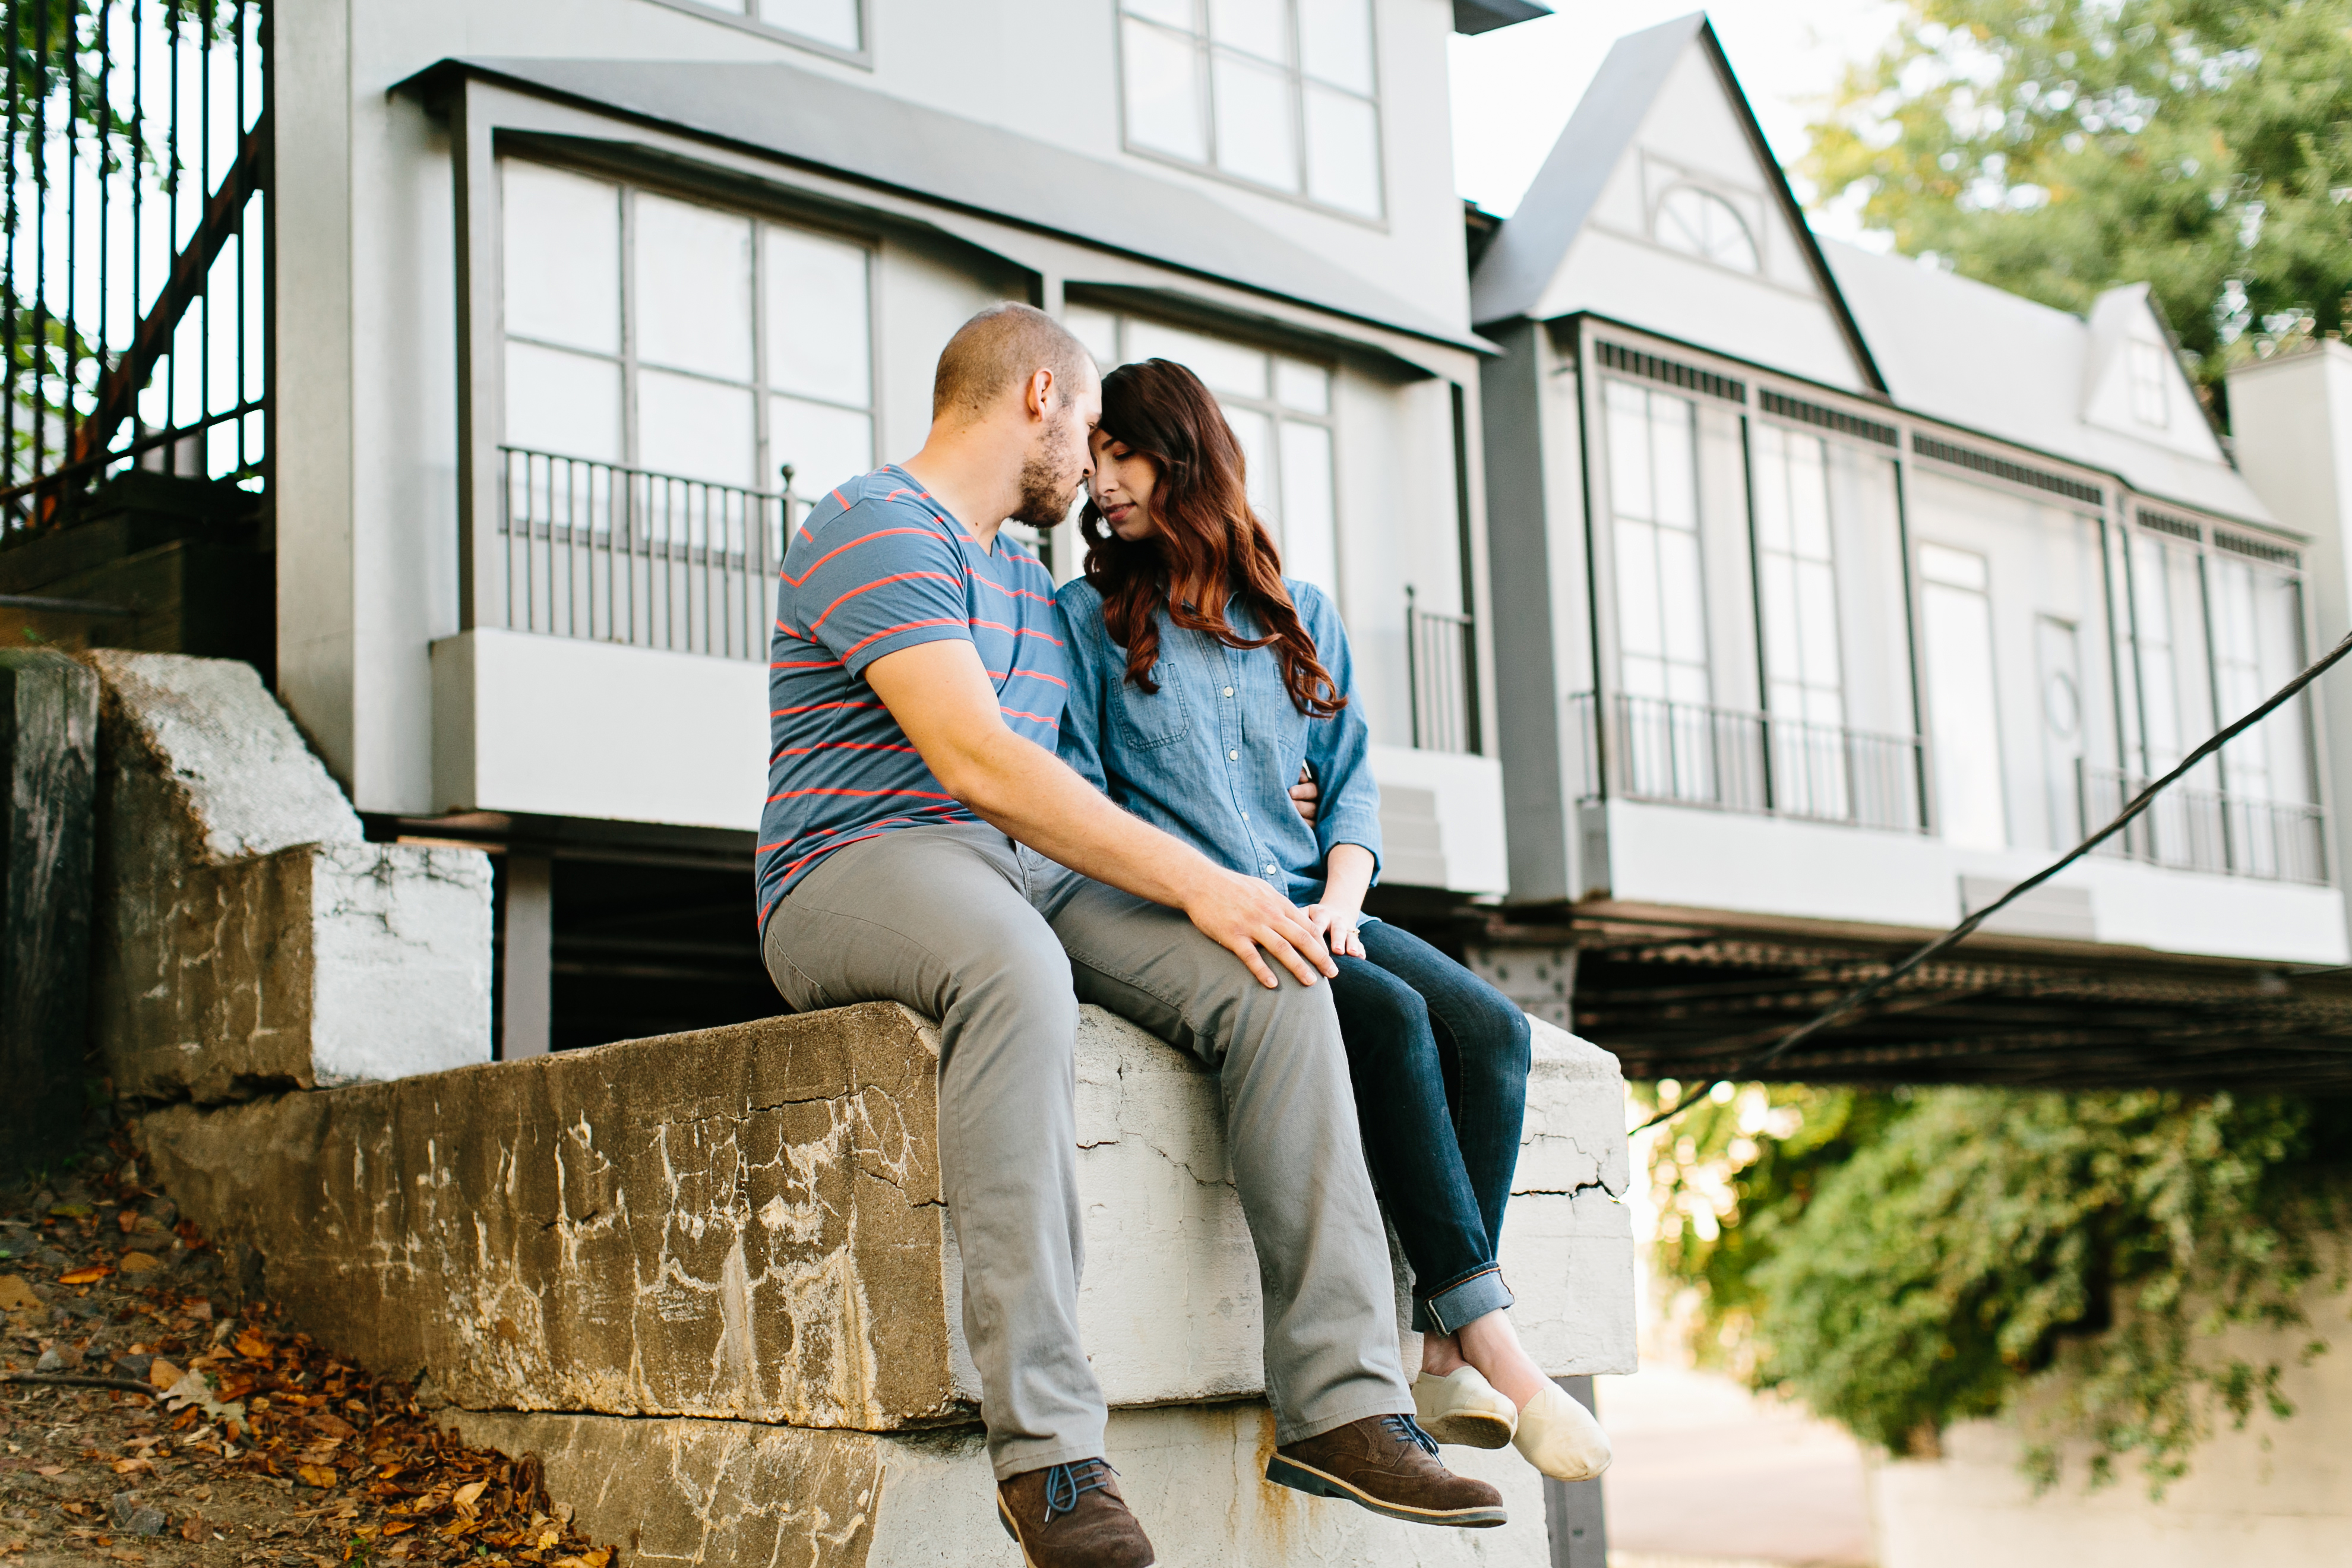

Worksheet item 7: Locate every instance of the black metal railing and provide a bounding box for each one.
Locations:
[1404,586,1479,754]
[2,0,268,536]
[497,447,787,662]
[2081,761,2328,885]
[1571,691,1927,833]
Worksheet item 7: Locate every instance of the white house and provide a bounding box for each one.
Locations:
[1463,14,2347,1080]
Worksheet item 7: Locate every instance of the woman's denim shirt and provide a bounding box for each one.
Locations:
[1055,576,1382,903]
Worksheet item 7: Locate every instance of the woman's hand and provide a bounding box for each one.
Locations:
[1303,900,1367,959]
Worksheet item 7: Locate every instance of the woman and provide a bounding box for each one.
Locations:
[1055,358,1610,1482]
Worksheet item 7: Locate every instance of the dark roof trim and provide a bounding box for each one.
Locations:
[1469,14,1886,396]
[1552,311,2295,536]
[397,56,1491,357]
[1453,0,1554,34]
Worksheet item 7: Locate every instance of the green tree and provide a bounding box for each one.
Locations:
[1650,1083,2352,1492]
[1804,0,2352,384]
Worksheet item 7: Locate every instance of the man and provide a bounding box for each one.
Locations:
[759,303,1506,1567]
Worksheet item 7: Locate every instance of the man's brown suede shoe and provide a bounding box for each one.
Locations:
[995,1459,1155,1567]
[1267,1414,1507,1528]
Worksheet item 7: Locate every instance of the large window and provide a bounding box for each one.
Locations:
[1751,423,1848,817]
[1604,380,1708,707]
[499,160,875,504]
[1919,542,2008,850]
[1118,0,1384,219]
[660,0,862,53]
[1067,306,1339,596]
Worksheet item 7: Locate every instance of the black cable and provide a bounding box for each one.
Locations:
[1627,626,2352,1138]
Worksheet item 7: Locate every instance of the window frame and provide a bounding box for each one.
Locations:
[494,155,882,505]
[639,0,873,69]
[1113,0,1389,227]
[1651,182,1761,276]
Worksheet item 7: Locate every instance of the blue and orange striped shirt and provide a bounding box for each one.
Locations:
[757,465,1067,928]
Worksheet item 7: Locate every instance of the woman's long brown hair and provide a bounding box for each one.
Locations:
[1079,358,1344,717]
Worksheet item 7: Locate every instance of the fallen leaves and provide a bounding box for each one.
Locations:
[146,1358,184,1390]
[0,1274,38,1311]
[116,1251,162,1274]
[58,1264,113,1285]
[297,1464,340,1489]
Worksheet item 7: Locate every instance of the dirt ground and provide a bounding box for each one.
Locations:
[1,1142,620,1568]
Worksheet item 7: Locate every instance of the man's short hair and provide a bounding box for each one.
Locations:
[932,302,1095,422]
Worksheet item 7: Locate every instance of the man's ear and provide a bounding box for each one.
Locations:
[1027,368,1056,421]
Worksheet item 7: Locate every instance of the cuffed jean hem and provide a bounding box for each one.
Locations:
[1414,1266,1515,1336]
[990,1434,1113,1485]
[1275,1394,1418,1449]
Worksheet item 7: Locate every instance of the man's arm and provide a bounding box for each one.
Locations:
[862,638,1336,989]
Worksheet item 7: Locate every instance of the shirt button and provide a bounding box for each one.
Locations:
[1222,687,1234,698]
[1264,864,1278,875]
[1228,748,1238,760]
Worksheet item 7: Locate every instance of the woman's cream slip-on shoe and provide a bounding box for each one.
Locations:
[1410,1368,1518,1449]
[1512,1381,1613,1481]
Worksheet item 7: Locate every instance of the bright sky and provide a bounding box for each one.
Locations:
[1448,1,1905,244]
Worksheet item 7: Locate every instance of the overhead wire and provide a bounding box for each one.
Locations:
[1625,627,2352,1139]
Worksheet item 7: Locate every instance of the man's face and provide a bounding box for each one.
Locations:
[1010,366,1101,528]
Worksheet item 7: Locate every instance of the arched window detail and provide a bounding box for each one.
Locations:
[1653,185,1760,273]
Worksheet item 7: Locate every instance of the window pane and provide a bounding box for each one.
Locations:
[502,163,619,355]
[638,369,755,486]
[1212,52,1299,192]
[1209,0,1286,62]
[1066,305,1120,367]
[1604,381,1653,522]
[1278,419,1337,594]
[1923,571,2008,849]
[1752,426,1791,552]
[1614,520,1662,658]
[1223,404,1276,520]
[764,225,871,406]
[634,194,754,383]
[1649,397,1696,529]
[1124,19,1207,162]
[1123,0,1194,27]
[772,395,875,499]
[1274,358,1330,415]
[755,0,861,49]
[506,343,621,463]
[1123,319,1268,399]
[1298,0,1374,92]
[1303,86,1380,215]
[1655,526,1706,666]
[1920,540,1987,590]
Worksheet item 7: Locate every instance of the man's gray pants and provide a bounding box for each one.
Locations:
[761,820,1410,1480]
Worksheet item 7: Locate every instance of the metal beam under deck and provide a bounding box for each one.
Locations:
[1486,900,2352,1090]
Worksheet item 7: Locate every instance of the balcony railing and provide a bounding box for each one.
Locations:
[495,447,783,661]
[2081,761,2328,885]
[1571,691,1927,833]
[1404,587,1480,754]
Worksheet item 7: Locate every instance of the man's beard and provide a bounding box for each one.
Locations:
[1010,431,1083,527]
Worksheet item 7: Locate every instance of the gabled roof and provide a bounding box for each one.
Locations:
[1825,241,2275,524]
[401,56,1491,355]
[1453,0,1554,33]
[1469,12,1883,393]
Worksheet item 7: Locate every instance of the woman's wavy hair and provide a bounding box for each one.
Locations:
[1079,358,1343,718]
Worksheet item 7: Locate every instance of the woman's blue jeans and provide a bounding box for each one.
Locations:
[1330,919,1533,1336]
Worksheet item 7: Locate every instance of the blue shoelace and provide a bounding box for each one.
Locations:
[1041,1458,1118,1525]
[1380,1413,1440,1457]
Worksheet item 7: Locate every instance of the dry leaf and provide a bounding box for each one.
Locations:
[296,1463,339,1489]
[32,1466,65,1478]
[232,1329,270,1360]
[110,1458,151,1475]
[159,1370,244,1427]
[580,1551,609,1567]
[453,1480,488,1514]
[116,1252,162,1275]
[146,1359,183,1392]
[379,1523,415,1538]
[58,1266,112,1285]
[0,1276,39,1312]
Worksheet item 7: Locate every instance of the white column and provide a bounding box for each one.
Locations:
[501,855,554,1060]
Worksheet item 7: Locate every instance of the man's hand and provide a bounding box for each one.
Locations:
[862,639,1335,988]
[1290,763,1320,824]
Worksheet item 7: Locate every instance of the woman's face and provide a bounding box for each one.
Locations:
[1087,431,1161,542]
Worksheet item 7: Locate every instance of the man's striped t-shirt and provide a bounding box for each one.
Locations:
[757,464,1067,930]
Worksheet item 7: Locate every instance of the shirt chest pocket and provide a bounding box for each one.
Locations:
[1114,660,1190,750]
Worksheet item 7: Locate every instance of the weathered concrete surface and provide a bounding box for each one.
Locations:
[449,1401,1553,1568]
[1,650,100,1166]
[85,649,491,1101]
[138,1001,1634,1427]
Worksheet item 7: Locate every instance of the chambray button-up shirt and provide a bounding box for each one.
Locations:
[1055,576,1383,903]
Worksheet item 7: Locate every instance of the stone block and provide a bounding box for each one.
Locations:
[84,649,491,1100]
[138,1000,1635,1428]
[448,1401,1553,1568]
[0,650,100,1166]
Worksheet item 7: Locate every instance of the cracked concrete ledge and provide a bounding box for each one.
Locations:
[136,1000,1635,1437]
[444,1399,1554,1568]
[84,650,492,1102]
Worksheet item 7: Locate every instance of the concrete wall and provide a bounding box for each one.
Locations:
[84,651,492,1102]
[1870,1294,2352,1568]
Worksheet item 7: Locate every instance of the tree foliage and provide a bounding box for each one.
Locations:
[1648,1083,2352,1493]
[1803,0,2352,384]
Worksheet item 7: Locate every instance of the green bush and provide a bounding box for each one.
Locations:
[1648,1084,2352,1492]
